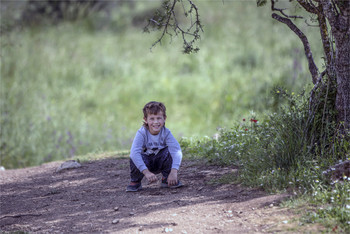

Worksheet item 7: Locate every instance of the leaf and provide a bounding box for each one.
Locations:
[257,0,267,7]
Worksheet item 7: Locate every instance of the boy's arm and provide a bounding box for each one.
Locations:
[130,130,148,172]
[130,129,157,183]
[165,130,183,170]
[165,130,183,185]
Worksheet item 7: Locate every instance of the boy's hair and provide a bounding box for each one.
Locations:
[143,101,167,127]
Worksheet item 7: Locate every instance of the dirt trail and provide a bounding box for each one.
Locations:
[0,157,297,233]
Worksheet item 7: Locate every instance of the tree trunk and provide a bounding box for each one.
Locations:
[321,0,350,132]
[334,31,350,131]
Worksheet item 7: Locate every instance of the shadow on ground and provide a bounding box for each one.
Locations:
[0,157,291,233]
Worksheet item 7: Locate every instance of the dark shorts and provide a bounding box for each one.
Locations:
[129,147,173,183]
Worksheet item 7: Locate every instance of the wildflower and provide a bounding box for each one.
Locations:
[250,119,258,123]
[292,92,295,95]
[277,90,280,93]
[315,180,319,183]
[245,128,248,131]
[243,118,246,121]
[315,166,319,169]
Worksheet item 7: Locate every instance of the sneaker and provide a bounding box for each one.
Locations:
[126,182,142,192]
[161,179,183,188]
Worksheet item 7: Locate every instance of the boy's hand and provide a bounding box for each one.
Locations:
[142,169,157,184]
[167,169,178,186]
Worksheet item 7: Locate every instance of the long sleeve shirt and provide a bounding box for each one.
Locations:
[130,126,182,172]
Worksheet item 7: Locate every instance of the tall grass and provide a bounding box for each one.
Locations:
[181,87,349,231]
[1,1,323,168]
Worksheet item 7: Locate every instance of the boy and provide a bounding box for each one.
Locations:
[126,101,183,192]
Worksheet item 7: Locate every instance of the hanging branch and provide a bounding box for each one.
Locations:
[144,0,203,54]
[272,13,319,84]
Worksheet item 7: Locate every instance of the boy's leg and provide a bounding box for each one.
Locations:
[149,147,172,180]
[129,159,144,183]
[129,152,154,182]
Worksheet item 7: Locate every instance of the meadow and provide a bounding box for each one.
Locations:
[1,1,349,231]
[1,1,322,168]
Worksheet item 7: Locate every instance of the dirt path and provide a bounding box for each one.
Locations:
[0,157,297,233]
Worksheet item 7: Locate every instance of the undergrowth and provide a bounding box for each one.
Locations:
[180,84,350,231]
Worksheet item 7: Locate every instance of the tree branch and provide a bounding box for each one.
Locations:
[272,13,319,84]
[297,0,318,14]
[271,0,303,19]
[317,7,333,66]
[145,0,203,54]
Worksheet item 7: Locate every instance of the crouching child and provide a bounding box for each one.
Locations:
[126,101,183,192]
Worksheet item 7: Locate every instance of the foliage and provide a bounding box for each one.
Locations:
[181,88,349,230]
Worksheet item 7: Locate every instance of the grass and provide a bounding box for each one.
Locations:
[3,2,346,230]
[181,88,350,231]
[1,1,323,169]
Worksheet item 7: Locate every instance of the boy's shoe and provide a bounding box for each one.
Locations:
[126,182,142,192]
[161,179,184,188]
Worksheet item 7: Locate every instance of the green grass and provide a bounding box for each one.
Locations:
[180,87,349,231]
[1,1,323,169]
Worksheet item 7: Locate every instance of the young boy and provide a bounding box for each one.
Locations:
[126,101,183,192]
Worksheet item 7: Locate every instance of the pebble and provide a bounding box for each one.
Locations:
[112,219,120,224]
[164,227,173,232]
[114,206,119,211]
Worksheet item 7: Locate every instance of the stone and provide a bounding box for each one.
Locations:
[112,219,120,224]
[56,160,81,173]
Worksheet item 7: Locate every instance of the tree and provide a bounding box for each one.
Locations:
[145,0,349,134]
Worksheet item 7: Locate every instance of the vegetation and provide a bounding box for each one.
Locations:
[1,0,348,231]
[181,90,349,231]
[1,1,322,168]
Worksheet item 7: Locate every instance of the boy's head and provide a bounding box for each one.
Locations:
[143,101,167,134]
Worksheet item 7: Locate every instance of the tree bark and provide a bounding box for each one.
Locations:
[334,31,350,131]
[320,0,350,131]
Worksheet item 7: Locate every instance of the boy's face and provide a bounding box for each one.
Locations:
[144,111,166,135]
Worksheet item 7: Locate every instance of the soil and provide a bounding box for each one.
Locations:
[0,157,309,233]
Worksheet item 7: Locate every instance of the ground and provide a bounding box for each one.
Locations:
[0,157,321,233]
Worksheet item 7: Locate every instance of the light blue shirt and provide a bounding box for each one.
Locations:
[130,126,182,172]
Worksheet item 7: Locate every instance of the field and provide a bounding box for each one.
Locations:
[1,1,323,168]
